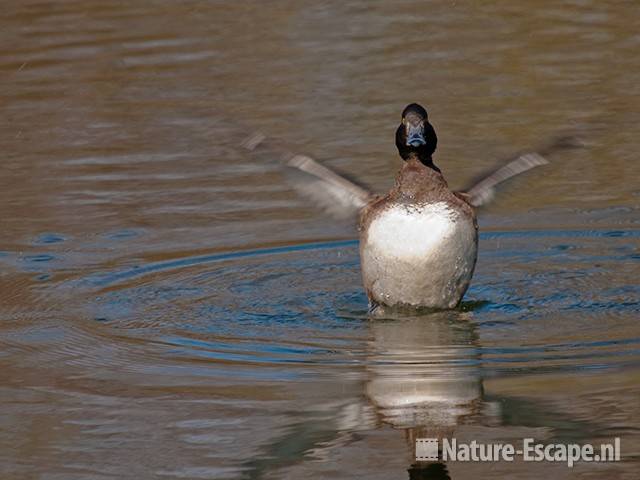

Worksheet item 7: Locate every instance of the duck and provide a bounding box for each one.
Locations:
[243,103,577,312]
[359,103,478,310]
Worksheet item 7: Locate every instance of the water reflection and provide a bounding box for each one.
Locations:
[366,312,482,430]
[236,311,484,479]
[366,312,486,479]
[363,308,616,479]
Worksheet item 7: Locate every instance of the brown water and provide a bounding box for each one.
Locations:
[1,1,640,479]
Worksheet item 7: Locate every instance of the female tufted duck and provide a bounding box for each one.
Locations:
[246,103,577,312]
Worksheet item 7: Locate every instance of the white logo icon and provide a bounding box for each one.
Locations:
[416,438,439,461]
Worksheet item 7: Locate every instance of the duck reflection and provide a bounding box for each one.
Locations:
[238,308,596,479]
[365,310,489,480]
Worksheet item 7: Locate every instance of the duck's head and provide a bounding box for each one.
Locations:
[395,103,438,164]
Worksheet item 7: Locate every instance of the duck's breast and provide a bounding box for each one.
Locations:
[361,201,477,309]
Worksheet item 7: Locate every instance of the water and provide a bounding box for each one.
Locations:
[1,1,640,478]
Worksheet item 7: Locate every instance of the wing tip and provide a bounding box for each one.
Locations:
[241,131,267,151]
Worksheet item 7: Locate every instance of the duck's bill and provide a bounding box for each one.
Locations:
[406,125,426,147]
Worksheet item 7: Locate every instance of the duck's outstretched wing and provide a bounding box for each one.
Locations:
[242,132,374,220]
[459,152,549,207]
[285,154,373,219]
[459,135,583,208]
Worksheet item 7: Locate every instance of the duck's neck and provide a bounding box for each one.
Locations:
[406,153,440,172]
[395,156,448,199]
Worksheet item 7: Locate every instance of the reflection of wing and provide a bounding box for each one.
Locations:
[459,135,583,208]
[243,131,374,220]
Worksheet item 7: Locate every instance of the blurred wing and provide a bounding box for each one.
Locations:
[462,152,549,207]
[286,154,373,220]
[460,134,584,208]
[243,131,373,220]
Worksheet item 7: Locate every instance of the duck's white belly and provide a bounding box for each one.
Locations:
[361,202,477,309]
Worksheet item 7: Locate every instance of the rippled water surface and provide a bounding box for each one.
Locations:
[1,1,640,479]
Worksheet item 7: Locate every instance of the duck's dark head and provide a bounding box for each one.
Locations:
[395,103,438,166]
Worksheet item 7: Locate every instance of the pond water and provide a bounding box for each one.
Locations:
[1,1,639,479]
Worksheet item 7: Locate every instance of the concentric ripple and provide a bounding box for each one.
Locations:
[60,228,640,382]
